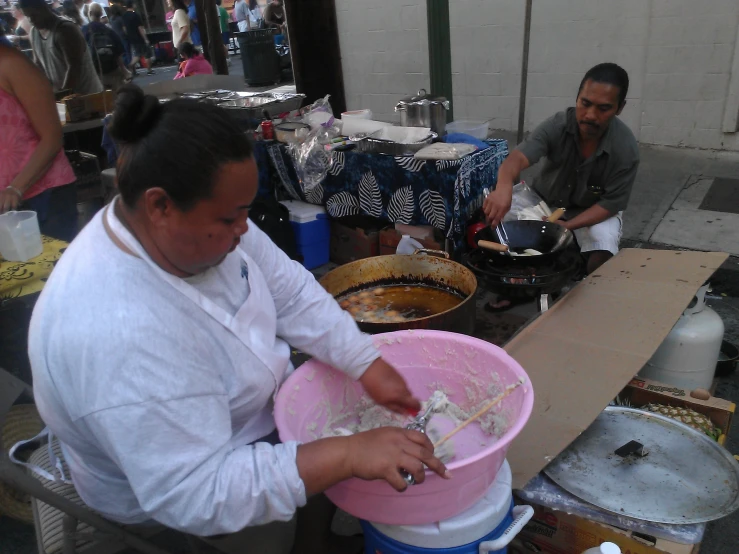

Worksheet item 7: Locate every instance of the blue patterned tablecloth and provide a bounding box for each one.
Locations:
[254,139,508,248]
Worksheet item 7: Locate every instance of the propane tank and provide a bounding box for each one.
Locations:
[639,284,724,390]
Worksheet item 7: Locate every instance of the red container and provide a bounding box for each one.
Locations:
[262,120,274,140]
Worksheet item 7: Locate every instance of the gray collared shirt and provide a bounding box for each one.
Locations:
[517,108,640,217]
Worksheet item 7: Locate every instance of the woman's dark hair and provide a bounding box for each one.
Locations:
[578,63,629,108]
[215,0,221,5]
[108,85,253,211]
[179,41,195,58]
[248,0,257,10]
[61,0,83,25]
[172,0,186,10]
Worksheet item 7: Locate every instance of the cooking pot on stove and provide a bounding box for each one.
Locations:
[474,220,574,264]
[319,250,477,335]
[395,89,450,136]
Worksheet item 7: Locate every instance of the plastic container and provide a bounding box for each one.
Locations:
[445,120,490,140]
[583,543,622,554]
[0,211,43,262]
[278,200,329,269]
[274,330,534,525]
[397,234,423,254]
[362,460,534,553]
[341,109,373,121]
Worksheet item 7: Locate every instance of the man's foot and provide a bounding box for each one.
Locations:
[484,296,529,313]
[146,68,155,75]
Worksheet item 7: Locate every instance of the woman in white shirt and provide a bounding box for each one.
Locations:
[170,0,191,48]
[28,84,447,554]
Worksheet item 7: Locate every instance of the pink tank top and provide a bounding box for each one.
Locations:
[0,88,76,200]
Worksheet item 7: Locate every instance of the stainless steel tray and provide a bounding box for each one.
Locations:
[354,132,437,156]
[544,406,739,524]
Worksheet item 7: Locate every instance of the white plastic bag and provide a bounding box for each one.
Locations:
[288,95,341,193]
[504,181,553,222]
[396,235,423,255]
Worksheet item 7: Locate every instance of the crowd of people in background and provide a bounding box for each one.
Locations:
[2,0,286,88]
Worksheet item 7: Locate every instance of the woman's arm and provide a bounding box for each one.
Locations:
[0,49,65,211]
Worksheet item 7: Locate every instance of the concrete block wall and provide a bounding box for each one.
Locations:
[449,0,526,132]
[335,0,430,122]
[335,0,739,151]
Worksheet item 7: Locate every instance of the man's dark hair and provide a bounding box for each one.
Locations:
[578,63,629,107]
[215,0,221,5]
[125,0,134,9]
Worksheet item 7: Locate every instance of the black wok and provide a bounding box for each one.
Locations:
[474,220,574,264]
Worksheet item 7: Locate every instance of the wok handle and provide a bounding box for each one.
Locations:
[477,240,509,253]
[413,248,450,259]
[547,208,566,222]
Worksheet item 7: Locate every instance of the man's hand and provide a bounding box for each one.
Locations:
[359,358,420,415]
[544,216,571,230]
[483,184,513,228]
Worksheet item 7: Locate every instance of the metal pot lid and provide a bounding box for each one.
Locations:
[544,406,739,524]
[395,88,450,110]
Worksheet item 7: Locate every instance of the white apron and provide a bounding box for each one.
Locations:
[101,201,291,444]
[12,203,293,482]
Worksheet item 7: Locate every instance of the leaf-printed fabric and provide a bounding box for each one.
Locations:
[395,156,426,173]
[387,186,414,224]
[419,189,447,231]
[326,191,359,218]
[328,151,345,176]
[358,171,382,217]
[253,139,509,249]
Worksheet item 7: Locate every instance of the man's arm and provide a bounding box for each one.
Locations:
[483,150,531,227]
[56,25,87,92]
[483,113,559,227]
[558,159,639,231]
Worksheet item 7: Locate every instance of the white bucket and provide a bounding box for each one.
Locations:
[0,211,43,262]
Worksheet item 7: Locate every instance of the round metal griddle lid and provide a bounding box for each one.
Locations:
[544,406,739,524]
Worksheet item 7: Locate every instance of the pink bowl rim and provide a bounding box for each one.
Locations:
[274,329,534,470]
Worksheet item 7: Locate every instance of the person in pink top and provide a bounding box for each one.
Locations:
[0,39,78,241]
[173,42,213,79]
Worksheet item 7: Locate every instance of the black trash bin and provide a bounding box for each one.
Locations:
[236,30,280,86]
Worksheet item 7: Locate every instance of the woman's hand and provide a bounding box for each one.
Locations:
[0,187,22,213]
[359,358,420,415]
[346,428,449,491]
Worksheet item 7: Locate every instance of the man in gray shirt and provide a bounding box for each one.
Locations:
[484,63,639,302]
[20,0,103,95]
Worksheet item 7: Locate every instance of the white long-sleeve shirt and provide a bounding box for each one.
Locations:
[28,208,380,536]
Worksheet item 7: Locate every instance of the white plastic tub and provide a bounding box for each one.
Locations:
[446,120,490,140]
[0,211,43,262]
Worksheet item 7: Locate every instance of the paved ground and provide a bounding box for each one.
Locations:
[130,51,294,91]
[3,132,739,552]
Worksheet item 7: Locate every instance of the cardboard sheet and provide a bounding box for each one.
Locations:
[504,249,728,489]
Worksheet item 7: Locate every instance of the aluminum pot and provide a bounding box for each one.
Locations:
[319,250,477,335]
[395,88,450,136]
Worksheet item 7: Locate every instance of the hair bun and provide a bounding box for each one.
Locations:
[108,84,163,143]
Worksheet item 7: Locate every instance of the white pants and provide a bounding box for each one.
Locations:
[573,212,623,256]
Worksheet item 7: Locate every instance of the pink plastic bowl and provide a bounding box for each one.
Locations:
[274,330,534,525]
